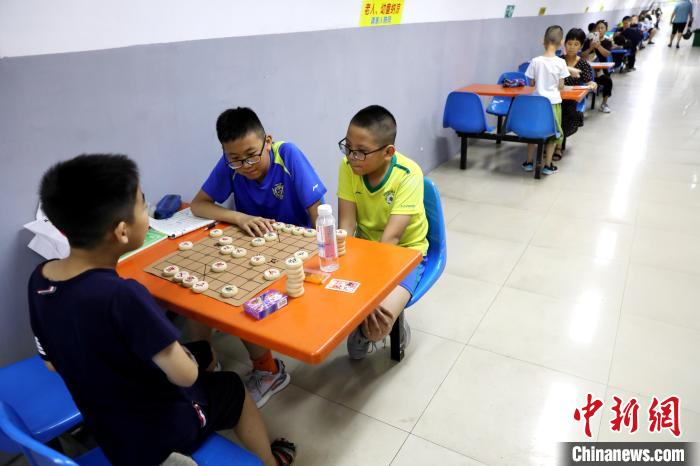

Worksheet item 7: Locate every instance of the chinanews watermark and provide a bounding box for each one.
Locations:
[557,393,696,465]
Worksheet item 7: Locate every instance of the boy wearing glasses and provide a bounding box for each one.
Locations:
[337,105,428,359]
[190,107,326,407]
[192,107,326,236]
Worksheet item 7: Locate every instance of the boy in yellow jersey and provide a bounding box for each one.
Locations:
[337,105,429,359]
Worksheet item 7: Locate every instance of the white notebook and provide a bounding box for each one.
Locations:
[149,207,215,238]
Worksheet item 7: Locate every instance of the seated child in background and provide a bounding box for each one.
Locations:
[30,154,295,466]
[586,22,599,45]
[613,16,641,70]
[522,25,571,175]
[582,20,615,113]
[337,105,429,359]
[190,107,327,407]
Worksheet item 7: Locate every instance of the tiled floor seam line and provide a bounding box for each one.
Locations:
[439,191,561,215]
[281,381,417,434]
[463,344,610,387]
[594,199,639,442]
[404,432,491,466]
[409,343,468,435]
[387,433,411,466]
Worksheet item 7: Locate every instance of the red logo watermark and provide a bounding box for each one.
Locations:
[574,394,681,438]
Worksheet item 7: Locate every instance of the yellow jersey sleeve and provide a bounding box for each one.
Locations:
[337,159,356,203]
[390,170,423,216]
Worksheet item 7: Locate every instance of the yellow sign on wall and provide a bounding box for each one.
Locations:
[360,1,405,27]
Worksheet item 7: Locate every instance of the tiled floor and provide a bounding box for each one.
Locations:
[9,26,698,466]
[208,32,700,466]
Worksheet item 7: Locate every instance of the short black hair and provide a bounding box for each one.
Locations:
[622,16,631,21]
[566,28,587,44]
[39,154,139,249]
[544,25,564,47]
[588,22,597,32]
[216,107,265,144]
[596,19,608,29]
[349,105,397,146]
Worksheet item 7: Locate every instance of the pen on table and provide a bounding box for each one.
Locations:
[204,222,218,230]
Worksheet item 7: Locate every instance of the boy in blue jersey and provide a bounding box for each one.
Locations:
[191,107,326,407]
[29,154,296,466]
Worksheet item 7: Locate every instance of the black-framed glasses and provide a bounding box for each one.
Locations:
[226,140,266,169]
[338,138,388,161]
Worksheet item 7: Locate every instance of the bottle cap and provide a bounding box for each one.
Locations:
[317,204,332,217]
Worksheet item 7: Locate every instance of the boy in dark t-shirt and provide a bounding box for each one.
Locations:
[29,154,295,466]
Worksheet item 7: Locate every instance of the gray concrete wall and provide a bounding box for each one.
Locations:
[0,10,632,367]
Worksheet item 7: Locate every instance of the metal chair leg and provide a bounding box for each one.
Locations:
[460,137,468,169]
[496,116,503,144]
[535,141,543,179]
[390,313,404,362]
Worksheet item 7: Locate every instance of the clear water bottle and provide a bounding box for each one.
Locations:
[316,204,339,272]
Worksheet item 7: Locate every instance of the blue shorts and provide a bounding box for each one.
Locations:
[399,256,427,297]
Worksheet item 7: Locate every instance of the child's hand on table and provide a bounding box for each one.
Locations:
[235,212,275,237]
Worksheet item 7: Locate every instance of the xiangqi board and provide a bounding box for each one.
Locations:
[145,225,317,306]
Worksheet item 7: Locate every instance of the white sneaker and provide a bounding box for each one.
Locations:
[599,104,611,113]
[244,359,291,408]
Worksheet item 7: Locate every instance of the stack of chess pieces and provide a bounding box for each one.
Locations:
[284,228,348,298]
[336,229,347,256]
[284,253,307,298]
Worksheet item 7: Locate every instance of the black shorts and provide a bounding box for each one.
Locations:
[182,341,246,440]
[672,22,686,35]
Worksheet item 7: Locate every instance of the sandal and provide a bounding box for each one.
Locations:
[552,150,563,162]
[271,438,297,465]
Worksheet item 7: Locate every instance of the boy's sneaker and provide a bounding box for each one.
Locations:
[244,359,290,408]
[599,104,611,113]
[271,438,297,465]
[542,165,559,175]
[347,325,371,360]
[521,161,534,172]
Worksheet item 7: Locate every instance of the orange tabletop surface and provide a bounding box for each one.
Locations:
[456,84,588,102]
[118,225,422,364]
[456,84,534,97]
[589,61,615,70]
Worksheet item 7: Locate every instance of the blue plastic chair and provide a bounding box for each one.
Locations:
[0,401,263,466]
[518,61,530,73]
[610,48,630,72]
[575,97,588,113]
[407,178,446,308]
[389,177,447,361]
[486,72,529,143]
[0,356,82,454]
[505,95,559,178]
[443,91,494,169]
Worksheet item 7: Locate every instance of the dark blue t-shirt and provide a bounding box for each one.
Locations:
[202,141,326,227]
[28,264,204,466]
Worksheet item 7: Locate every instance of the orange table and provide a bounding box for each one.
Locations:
[456,84,589,102]
[118,225,422,364]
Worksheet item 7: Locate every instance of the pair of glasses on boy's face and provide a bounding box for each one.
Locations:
[226,140,266,170]
[338,138,388,161]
